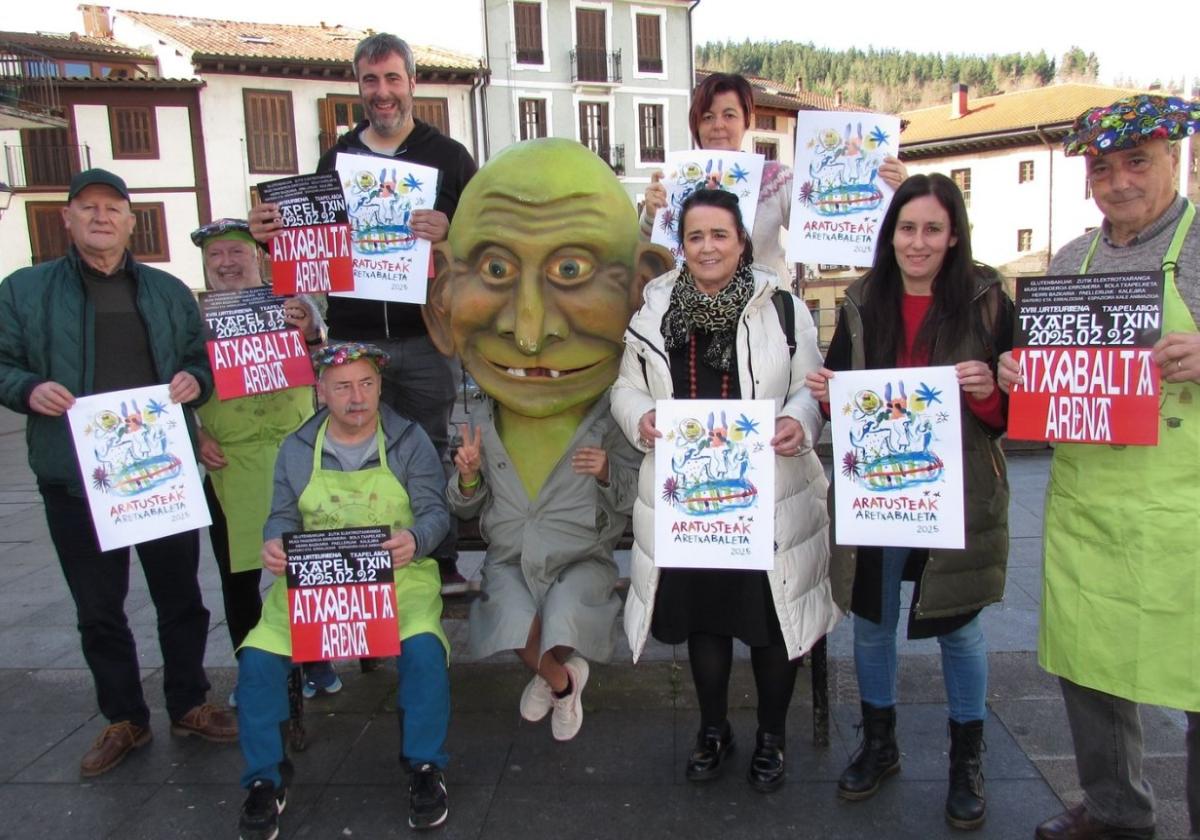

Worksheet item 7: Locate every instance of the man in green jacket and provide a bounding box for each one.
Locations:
[0,168,237,778]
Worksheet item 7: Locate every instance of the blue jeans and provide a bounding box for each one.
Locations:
[236,633,450,788]
[853,547,988,723]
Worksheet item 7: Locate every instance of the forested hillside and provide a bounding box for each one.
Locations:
[696,41,1102,112]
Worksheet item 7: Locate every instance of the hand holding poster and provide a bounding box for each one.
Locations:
[828,367,964,549]
[650,150,765,264]
[653,399,775,570]
[201,286,316,400]
[67,384,211,551]
[285,525,400,663]
[787,111,901,267]
[333,152,440,304]
[1008,271,1164,445]
[258,171,353,295]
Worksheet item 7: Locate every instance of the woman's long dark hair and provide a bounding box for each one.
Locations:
[861,173,978,366]
[677,188,754,265]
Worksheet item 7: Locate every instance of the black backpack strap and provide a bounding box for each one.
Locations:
[772,289,797,358]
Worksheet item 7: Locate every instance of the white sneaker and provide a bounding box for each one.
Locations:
[519,674,554,723]
[551,657,589,742]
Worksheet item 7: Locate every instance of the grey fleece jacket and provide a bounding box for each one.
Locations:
[263,403,450,557]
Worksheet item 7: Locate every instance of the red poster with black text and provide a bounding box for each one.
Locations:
[1009,271,1164,445]
[285,526,399,663]
[201,287,315,400]
[259,172,353,295]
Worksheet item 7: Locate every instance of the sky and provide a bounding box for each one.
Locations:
[5,0,1195,90]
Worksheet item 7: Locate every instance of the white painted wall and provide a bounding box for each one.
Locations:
[907,145,1103,272]
[75,105,196,187]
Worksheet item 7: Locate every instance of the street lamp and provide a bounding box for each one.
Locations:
[0,182,12,219]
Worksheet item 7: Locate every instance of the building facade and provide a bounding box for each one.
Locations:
[481,0,694,204]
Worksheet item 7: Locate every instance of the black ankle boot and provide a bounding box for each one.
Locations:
[747,731,785,793]
[686,721,734,782]
[837,702,900,800]
[945,719,986,830]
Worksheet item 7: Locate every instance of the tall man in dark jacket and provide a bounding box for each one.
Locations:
[250,33,476,593]
[0,168,237,777]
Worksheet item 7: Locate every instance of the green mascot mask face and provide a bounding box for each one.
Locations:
[425,138,672,418]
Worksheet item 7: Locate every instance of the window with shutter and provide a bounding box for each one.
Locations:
[635,14,662,74]
[130,203,170,262]
[109,106,158,159]
[514,2,544,65]
[638,104,664,163]
[413,98,450,135]
[518,98,547,140]
[243,90,298,174]
[25,203,70,264]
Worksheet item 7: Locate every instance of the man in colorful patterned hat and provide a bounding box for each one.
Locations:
[234,341,452,838]
[0,168,237,777]
[1000,94,1200,840]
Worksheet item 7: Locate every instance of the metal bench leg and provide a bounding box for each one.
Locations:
[811,635,830,747]
[287,665,308,752]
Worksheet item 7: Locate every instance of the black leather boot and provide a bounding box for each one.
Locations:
[685,721,734,782]
[747,731,786,793]
[837,702,900,800]
[945,719,986,830]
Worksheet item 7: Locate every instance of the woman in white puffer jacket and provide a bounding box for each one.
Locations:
[611,188,841,794]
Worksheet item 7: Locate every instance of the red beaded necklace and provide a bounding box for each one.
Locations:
[689,333,730,399]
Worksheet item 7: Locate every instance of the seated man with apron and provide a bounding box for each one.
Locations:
[234,342,451,838]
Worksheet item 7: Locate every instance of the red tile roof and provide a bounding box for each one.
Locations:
[696,69,839,112]
[0,29,152,60]
[116,10,479,71]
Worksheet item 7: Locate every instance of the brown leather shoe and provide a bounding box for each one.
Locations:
[170,703,238,743]
[80,721,152,777]
[1035,804,1155,839]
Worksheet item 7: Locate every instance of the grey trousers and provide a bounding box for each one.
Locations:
[1060,676,1200,836]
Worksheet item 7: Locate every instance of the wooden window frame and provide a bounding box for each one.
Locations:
[755,113,777,131]
[637,103,664,164]
[518,97,547,141]
[109,105,159,160]
[243,89,298,175]
[754,139,778,162]
[130,202,170,262]
[1017,228,1033,253]
[25,202,70,264]
[413,97,450,136]
[513,1,545,66]
[1018,160,1035,184]
[634,13,663,74]
[951,167,971,207]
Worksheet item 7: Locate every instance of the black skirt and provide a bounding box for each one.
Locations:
[651,566,784,647]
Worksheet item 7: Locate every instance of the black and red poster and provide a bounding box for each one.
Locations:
[1009,271,1164,445]
[285,526,400,663]
[258,172,353,295]
[201,286,315,400]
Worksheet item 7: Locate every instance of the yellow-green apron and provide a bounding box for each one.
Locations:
[197,387,313,572]
[241,418,448,658]
[1039,203,1200,711]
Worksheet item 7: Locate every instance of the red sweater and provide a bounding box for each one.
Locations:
[899,293,1002,427]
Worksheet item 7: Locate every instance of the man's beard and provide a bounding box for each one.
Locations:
[367,96,410,135]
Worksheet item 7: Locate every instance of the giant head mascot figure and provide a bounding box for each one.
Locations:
[424,138,672,495]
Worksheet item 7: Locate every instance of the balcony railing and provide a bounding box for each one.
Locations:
[592,143,624,176]
[570,48,621,84]
[0,40,66,128]
[3,143,91,188]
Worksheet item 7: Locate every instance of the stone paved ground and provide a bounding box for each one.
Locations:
[0,407,1191,839]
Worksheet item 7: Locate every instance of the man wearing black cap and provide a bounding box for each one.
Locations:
[0,168,238,777]
[1000,95,1200,840]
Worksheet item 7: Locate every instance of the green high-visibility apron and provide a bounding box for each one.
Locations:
[1039,203,1199,711]
[198,387,313,573]
[241,418,448,658]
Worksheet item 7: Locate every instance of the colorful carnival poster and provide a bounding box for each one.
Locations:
[285,525,400,662]
[332,152,440,304]
[258,171,353,295]
[201,286,315,400]
[786,111,901,267]
[829,367,964,549]
[1008,271,1164,445]
[66,385,210,551]
[653,399,775,570]
[650,150,765,264]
